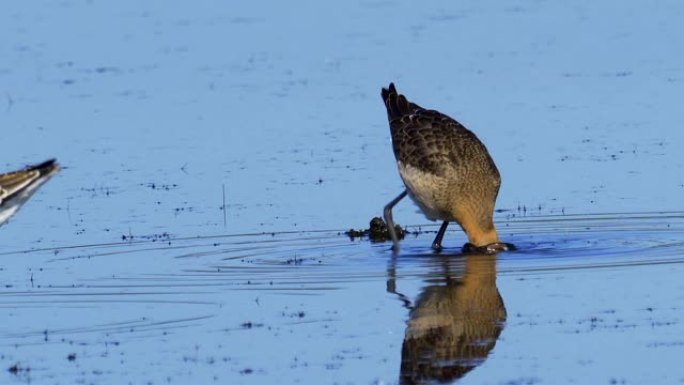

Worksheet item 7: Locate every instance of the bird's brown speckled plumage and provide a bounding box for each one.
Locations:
[381,83,502,248]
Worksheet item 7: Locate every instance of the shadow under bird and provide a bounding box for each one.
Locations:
[381,83,513,253]
[0,159,60,227]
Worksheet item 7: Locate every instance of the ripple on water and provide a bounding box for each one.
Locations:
[1,212,683,384]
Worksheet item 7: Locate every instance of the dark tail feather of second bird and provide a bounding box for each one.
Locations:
[27,159,59,176]
[0,159,60,202]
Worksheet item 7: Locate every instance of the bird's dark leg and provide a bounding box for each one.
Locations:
[432,221,449,252]
[384,189,408,253]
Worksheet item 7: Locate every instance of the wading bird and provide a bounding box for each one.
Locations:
[381,83,512,253]
[0,159,60,227]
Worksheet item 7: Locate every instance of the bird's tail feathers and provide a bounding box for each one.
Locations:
[381,83,420,120]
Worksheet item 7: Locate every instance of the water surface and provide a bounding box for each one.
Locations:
[1,213,683,384]
[1,0,684,384]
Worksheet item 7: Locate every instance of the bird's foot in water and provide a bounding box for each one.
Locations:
[462,242,516,254]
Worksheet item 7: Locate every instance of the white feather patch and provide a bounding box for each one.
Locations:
[397,161,449,221]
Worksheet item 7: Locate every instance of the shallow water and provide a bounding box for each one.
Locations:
[1,213,684,384]
[2,0,684,384]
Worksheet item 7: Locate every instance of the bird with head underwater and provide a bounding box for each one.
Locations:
[380,83,514,254]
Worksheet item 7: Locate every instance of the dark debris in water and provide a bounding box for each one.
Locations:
[121,232,172,242]
[8,363,30,375]
[81,185,116,197]
[283,255,322,265]
[142,182,178,191]
[241,321,264,329]
[282,311,306,319]
[345,217,405,242]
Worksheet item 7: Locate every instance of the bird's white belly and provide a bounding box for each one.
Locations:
[397,161,449,221]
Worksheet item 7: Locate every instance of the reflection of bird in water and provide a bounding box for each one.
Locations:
[381,83,512,253]
[396,253,506,384]
[0,159,60,227]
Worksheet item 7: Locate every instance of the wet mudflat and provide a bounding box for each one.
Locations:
[2,0,684,383]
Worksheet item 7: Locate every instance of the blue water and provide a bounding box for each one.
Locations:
[1,214,683,384]
[1,0,684,384]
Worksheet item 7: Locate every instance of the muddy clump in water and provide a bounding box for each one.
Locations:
[346,217,405,242]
